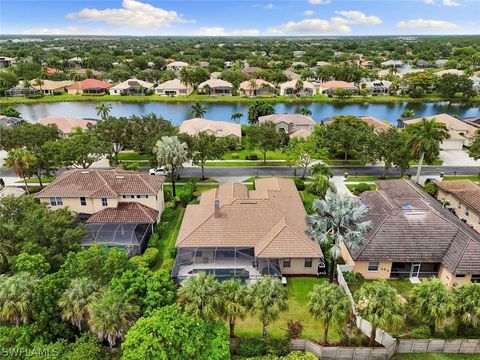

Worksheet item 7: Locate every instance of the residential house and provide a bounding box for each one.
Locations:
[283,70,301,81]
[259,113,315,138]
[179,118,241,139]
[67,79,112,95]
[0,187,25,199]
[198,79,233,96]
[318,81,358,95]
[32,80,73,95]
[464,117,480,128]
[435,69,465,77]
[36,117,96,137]
[0,115,23,127]
[400,113,477,150]
[242,67,263,77]
[109,79,154,95]
[381,60,403,67]
[165,61,189,71]
[67,57,83,67]
[198,61,209,68]
[172,178,324,282]
[316,61,330,67]
[5,83,41,97]
[0,56,15,68]
[358,116,393,133]
[435,59,448,68]
[435,180,480,234]
[155,79,193,97]
[73,68,103,77]
[362,80,391,95]
[279,79,315,96]
[36,168,165,256]
[293,51,305,58]
[239,79,276,97]
[340,179,480,286]
[416,60,431,68]
[291,62,307,69]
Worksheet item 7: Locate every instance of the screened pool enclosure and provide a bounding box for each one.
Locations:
[83,223,153,256]
[172,247,282,282]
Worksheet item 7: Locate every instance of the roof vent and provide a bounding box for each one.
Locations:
[115,175,125,179]
[401,204,413,210]
[214,199,220,218]
[80,170,89,174]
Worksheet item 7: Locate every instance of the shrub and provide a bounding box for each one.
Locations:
[342,271,364,283]
[411,326,431,339]
[147,232,161,248]
[237,338,267,357]
[161,208,175,222]
[285,320,303,339]
[177,181,196,206]
[293,177,305,191]
[266,338,290,356]
[164,189,174,203]
[423,182,438,197]
[121,162,140,171]
[231,153,240,159]
[352,183,371,195]
[142,248,159,267]
[168,247,177,260]
[160,258,175,272]
[246,153,259,160]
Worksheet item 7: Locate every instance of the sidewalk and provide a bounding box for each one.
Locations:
[331,176,353,196]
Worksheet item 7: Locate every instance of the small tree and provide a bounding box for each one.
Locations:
[454,283,480,333]
[95,103,112,120]
[4,148,36,194]
[308,282,351,345]
[231,112,243,123]
[410,278,454,336]
[190,102,207,118]
[219,278,248,338]
[247,100,275,124]
[307,174,334,199]
[355,281,406,347]
[468,131,480,160]
[246,122,282,163]
[310,162,333,178]
[0,272,38,325]
[285,137,325,179]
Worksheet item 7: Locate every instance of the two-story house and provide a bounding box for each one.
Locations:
[258,114,316,138]
[37,168,164,256]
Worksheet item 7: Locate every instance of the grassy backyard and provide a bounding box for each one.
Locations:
[156,206,185,268]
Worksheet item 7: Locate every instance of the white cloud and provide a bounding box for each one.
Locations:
[334,10,382,25]
[396,18,459,29]
[66,0,193,29]
[264,3,274,9]
[196,27,260,36]
[303,10,315,16]
[308,0,330,4]
[443,0,460,6]
[267,17,350,35]
[424,0,435,4]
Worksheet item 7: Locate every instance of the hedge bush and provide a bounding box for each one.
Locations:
[352,183,371,195]
[231,153,240,159]
[246,153,259,160]
[161,208,175,222]
[293,178,305,191]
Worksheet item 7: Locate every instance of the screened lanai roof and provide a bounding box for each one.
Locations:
[84,223,150,247]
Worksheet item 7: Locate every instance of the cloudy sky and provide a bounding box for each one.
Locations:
[1,0,479,36]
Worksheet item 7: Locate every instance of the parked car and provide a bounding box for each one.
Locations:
[149,166,168,176]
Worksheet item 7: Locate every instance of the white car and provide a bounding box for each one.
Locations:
[149,166,168,176]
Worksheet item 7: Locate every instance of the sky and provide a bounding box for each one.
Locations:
[1,0,479,36]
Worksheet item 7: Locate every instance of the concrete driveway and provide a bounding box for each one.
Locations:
[439,150,480,167]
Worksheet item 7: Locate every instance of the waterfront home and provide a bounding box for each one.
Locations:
[283,70,301,81]
[0,56,15,68]
[172,178,324,282]
[67,79,112,95]
[165,61,189,71]
[358,116,392,132]
[197,79,233,96]
[279,79,315,96]
[109,79,154,96]
[36,168,164,256]
[435,69,465,77]
[179,118,241,139]
[340,179,480,286]
[435,180,480,234]
[242,67,263,77]
[362,80,391,95]
[239,79,276,97]
[319,80,359,95]
[32,79,73,95]
[259,113,315,138]
[37,117,96,137]
[155,79,193,97]
[400,113,477,150]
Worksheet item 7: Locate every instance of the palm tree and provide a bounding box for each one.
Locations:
[410,278,454,336]
[88,290,139,348]
[454,283,480,333]
[246,276,288,338]
[405,118,449,183]
[231,112,243,123]
[190,102,207,118]
[400,109,415,119]
[95,103,112,120]
[307,174,334,199]
[300,106,312,116]
[153,136,189,197]
[4,148,36,195]
[58,277,101,331]
[177,272,222,321]
[306,191,372,283]
[180,67,195,91]
[355,281,406,347]
[219,278,248,338]
[308,282,351,345]
[295,79,304,96]
[0,221,14,271]
[0,272,38,325]
[248,78,258,96]
[34,78,44,92]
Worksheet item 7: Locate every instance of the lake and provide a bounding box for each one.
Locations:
[13,101,480,126]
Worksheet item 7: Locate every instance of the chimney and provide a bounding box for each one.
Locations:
[214,199,220,218]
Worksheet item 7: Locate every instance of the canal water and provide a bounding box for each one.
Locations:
[13,101,480,125]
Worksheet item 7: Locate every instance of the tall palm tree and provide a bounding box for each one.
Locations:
[410,278,454,336]
[190,102,207,118]
[308,282,351,345]
[180,67,195,91]
[454,283,480,333]
[231,112,243,123]
[0,221,14,271]
[306,190,372,283]
[4,148,36,195]
[355,281,406,347]
[405,118,449,183]
[59,277,101,331]
[219,278,248,338]
[88,290,139,348]
[246,276,288,338]
[177,272,222,321]
[34,78,44,92]
[95,103,112,120]
[300,106,312,116]
[0,272,38,325]
[400,109,415,119]
[248,78,258,96]
[295,79,304,96]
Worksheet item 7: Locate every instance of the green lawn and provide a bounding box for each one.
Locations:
[16,177,54,184]
[344,175,402,182]
[118,151,152,162]
[409,159,443,166]
[443,175,480,182]
[156,207,185,268]
[243,176,312,183]
[392,355,480,360]
[347,279,415,300]
[324,159,365,166]
[236,277,341,341]
[205,161,287,167]
[223,148,287,161]
[345,184,377,194]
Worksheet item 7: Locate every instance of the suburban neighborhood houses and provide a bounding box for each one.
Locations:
[2,31,480,360]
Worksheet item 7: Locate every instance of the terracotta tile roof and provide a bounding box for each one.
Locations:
[288,128,312,139]
[179,118,241,138]
[32,79,73,91]
[358,116,393,132]
[239,79,275,91]
[319,80,357,89]
[198,79,233,89]
[349,179,480,274]
[36,168,164,199]
[86,202,158,224]
[259,114,315,126]
[68,78,112,91]
[155,79,191,91]
[0,187,25,198]
[36,117,96,134]
[176,178,323,259]
[436,180,480,215]
[403,113,477,140]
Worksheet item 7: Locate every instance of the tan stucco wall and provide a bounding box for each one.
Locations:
[437,189,480,233]
[339,241,355,266]
[280,257,321,275]
[438,265,473,287]
[352,261,393,280]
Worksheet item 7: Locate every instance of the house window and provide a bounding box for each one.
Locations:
[80,197,86,206]
[283,258,291,268]
[304,258,313,268]
[49,197,63,206]
[465,209,469,217]
[368,261,379,271]
[472,275,480,283]
[455,274,466,278]
[137,195,148,198]
[101,198,108,207]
